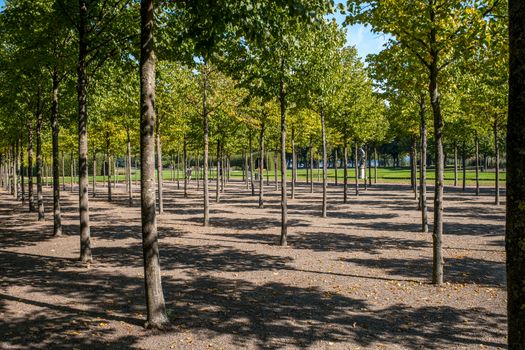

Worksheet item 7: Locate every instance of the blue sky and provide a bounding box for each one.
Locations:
[0,0,386,60]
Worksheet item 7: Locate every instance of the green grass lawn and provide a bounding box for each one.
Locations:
[41,166,504,187]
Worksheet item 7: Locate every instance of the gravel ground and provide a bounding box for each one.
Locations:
[0,179,507,349]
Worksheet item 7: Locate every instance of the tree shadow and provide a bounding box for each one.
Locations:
[343,256,505,287]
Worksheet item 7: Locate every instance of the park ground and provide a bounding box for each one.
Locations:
[0,177,506,349]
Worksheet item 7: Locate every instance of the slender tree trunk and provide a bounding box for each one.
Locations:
[321,109,327,217]
[20,139,25,203]
[419,94,428,232]
[13,143,18,199]
[202,73,209,226]
[259,123,265,208]
[309,137,314,194]
[363,147,368,191]
[374,147,378,184]
[410,139,416,199]
[279,73,288,246]
[140,0,169,329]
[176,152,180,189]
[216,141,220,203]
[343,137,348,203]
[70,152,74,193]
[507,5,525,345]
[462,141,466,192]
[78,0,91,263]
[335,148,339,186]
[36,98,44,221]
[244,150,249,189]
[249,133,255,196]
[429,33,444,285]
[183,135,188,198]
[475,133,480,196]
[494,119,500,205]
[51,69,62,236]
[156,124,163,213]
[127,128,133,205]
[27,121,35,211]
[106,136,112,202]
[92,148,97,197]
[354,142,359,196]
[274,152,278,191]
[61,151,65,191]
[454,142,458,187]
[368,146,372,187]
[266,152,270,186]
[291,127,296,199]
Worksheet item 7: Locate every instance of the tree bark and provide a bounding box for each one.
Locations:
[411,139,417,199]
[309,137,314,194]
[51,69,62,236]
[494,119,500,205]
[216,141,220,203]
[343,137,348,204]
[420,94,428,233]
[475,133,480,196]
[354,142,359,196]
[462,141,466,192]
[202,72,209,226]
[291,127,296,200]
[20,138,25,203]
[334,148,339,186]
[183,135,188,198]
[127,128,133,205]
[249,133,255,196]
[156,124,163,213]
[36,94,44,221]
[429,23,444,285]
[27,120,35,212]
[259,122,265,208]
[78,0,91,263]
[279,73,288,246]
[139,0,169,329]
[454,142,458,187]
[507,3,525,345]
[321,109,327,217]
[106,137,112,202]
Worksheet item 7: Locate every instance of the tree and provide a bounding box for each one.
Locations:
[346,0,503,284]
[139,0,170,330]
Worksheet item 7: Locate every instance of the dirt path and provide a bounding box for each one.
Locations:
[0,180,506,349]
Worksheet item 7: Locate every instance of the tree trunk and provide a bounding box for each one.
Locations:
[156,125,163,213]
[61,151,65,191]
[266,152,270,186]
[279,73,288,246]
[454,142,458,187]
[343,137,348,204]
[310,137,314,194]
[374,147,378,184]
[244,150,249,189]
[259,123,265,208]
[494,119,500,205]
[106,137,112,202]
[13,143,18,199]
[139,0,169,329]
[363,147,368,191]
[291,127,296,199]
[321,109,327,217]
[183,135,188,198]
[274,152,278,191]
[475,133,480,196]
[368,146,372,187]
[51,69,62,236]
[70,152,74,193]
[203,73,209,226]
[462,141,466,192]
[36,97,44,221]
[127,128,133,205]
[507,4,525,344]
[20,139,25,203]
[92,148,97,198]
[411,139,417,199]
[354,142,359,196]
[27,121,35,212]
[216,141,220,203]
[335,148,338,186]
[249,133,255,196]
[429,32,444,285]
[420,94,428,233]
[78,0,91,263]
